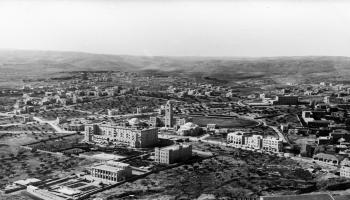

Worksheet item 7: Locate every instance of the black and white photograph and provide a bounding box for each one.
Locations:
[1,0,350,199]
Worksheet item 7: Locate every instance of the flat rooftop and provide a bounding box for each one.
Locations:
[92,164,127,172]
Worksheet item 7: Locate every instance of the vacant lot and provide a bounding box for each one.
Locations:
[192,116,258,128]
[0,123,54,132]
[35,109,89,120]
[0,150,92,190]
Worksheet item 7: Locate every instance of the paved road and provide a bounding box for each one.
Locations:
[235,101,290,144]
[0,123,22,127]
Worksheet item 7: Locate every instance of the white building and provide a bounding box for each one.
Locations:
[84,124,158,148]
[262,137,283,152]
[227,131,247,147]
[154,144,192,164]
[245,135,263,150]
[340,158,350,178]
[89,161,132,183]
[177,122,202,136]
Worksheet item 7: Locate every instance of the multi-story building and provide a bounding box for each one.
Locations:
[262,137,283,152]
[324,96,331,104]
[84,124,158,148]
[154,144,192,164]
[340,158,350,178]
[175,117,187,127]
[149,116,161,127]
[89,161,132,183]
[164,100,173,128]
[245,135,263,150]
[227,131,247,147]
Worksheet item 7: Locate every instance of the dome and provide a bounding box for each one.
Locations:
[180,122,198,130]
[128,118,140,126]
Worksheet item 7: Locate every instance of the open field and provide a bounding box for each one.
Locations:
[0,116,25,125]
[0,123,54,132]
[0,131,76,158]
[0,150,93,191]
[192,116,258,128]
[35,109,89,120]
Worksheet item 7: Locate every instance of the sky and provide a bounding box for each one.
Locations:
[0,0,349,57]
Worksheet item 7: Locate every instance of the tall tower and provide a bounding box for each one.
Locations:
[165,100,173,128]
[84,124,98,142]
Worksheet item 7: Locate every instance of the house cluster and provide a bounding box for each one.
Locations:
[149,101,204,136]
[12,82,139,114]
[167,84,239,98]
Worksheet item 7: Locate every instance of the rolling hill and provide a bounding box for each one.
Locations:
[1,49,350,86]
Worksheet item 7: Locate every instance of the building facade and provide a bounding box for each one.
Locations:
[84,124,158,148]
[262,137,283,152]
[245,135,263,150]
[177,122,202,136]
[164,100,173,128]
[227,131,247,147]
[89,161,132,183]
[149,116,161,127]
[340,158,350,178]
[154,144,192,164]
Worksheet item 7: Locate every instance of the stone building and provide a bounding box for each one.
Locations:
[154,144,192,164]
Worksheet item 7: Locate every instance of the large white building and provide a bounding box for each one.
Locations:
[89,161,132,183]
[84,124,158,148]
[340,158,350,178]
[227,131,247,147]
[245,135,263,150]
[262,137,283,152]
[154,144,192,164]
[177,122,202,136]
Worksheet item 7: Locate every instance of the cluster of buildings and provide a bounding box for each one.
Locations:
[227,131,283,153]
[167,84,236,98]
[149,101,204,136]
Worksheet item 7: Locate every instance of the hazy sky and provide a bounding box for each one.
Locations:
[0,0,349,57]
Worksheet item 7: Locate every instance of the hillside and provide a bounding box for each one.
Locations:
[1,50,350,86]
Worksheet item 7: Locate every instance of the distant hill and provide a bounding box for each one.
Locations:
[0,49,350,86]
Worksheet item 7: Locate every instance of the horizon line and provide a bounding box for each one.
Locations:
[0,48,349,60]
